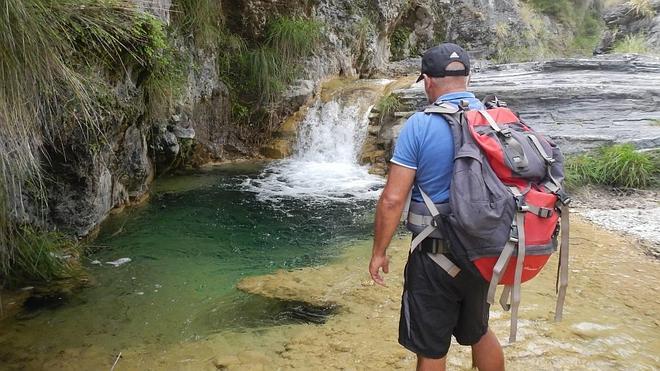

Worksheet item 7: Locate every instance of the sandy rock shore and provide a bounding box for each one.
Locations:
[11,217,659,370]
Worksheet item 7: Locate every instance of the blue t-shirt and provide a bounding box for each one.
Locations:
[390,91,484,203]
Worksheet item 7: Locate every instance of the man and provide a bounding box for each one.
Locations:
[369,43,505,371]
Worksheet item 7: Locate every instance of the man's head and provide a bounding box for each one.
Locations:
[416,43,471,103]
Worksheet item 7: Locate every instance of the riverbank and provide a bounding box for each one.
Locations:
[571,185,660,257]
[9,215,656,370]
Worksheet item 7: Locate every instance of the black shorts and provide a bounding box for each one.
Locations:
[398,246,490,359]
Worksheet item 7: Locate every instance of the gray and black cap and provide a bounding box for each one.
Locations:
[416,43,470,82]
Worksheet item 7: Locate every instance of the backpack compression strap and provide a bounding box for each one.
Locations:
[555,204,569,321]
[525,125,571,321]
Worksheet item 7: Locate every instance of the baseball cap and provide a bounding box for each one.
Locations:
[416,43,470,83]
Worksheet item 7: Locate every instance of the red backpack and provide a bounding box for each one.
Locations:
[406,97,571,342]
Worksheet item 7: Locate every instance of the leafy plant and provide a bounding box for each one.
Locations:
[524,0,572,21]
[267,17,322,63]
[223,16,322,112]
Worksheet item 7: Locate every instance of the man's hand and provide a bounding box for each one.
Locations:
[369,253,390,286]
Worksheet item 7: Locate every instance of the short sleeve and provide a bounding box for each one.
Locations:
[390,114,420,170]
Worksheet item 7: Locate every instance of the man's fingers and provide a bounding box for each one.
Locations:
[372,272,386,286]
[369,256,389,286]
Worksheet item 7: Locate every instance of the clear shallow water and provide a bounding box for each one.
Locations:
[0,163,379,358]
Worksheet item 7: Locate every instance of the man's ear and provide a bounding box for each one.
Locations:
[423,74,431,89]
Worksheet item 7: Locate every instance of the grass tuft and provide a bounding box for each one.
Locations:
[613,34,650,54]
[628,0,656,18]
[223,16,322,111]
[266,17,322,64]
[565,144,658,189]
[376,94,402,123]
[4,226,82,287]
[172,0,224,49]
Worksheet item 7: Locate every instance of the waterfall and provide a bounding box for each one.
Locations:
[244,80,388,202]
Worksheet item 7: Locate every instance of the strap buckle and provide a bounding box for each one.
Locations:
[499,127,512,138]
[509,225,519,243]
[556,189,572,206]
[543,180,571,206]
[514,195,528,212]
[537,207,553,218]
[431,214,443,228]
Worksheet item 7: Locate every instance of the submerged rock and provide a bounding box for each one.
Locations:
[105,258,132,267]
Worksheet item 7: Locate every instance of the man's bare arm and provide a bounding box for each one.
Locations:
[369,164,416,285]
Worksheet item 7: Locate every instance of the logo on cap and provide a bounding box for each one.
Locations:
[450,52,460,59]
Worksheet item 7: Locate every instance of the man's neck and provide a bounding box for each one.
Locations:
[428,88,468,104]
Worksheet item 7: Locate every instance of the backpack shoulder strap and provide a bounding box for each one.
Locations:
[423,102,460,114]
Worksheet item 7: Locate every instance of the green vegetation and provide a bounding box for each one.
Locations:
[248,17,322,105]
[492,0,605,63]
[526,0,575,18]
[0,0,178,285]
[171,0,224,49]
[169,1,323,130]
[217,16,322,127]
[390,26,412,61]
[613,34,650,54]
[376,94,402,123]
[569,6,604,53]
[4,227,82,287]
[565,144,658,189]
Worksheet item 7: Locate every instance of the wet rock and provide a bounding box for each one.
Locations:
[152,127,180,171]
[105,257,132,267]
[173,125,195,139]
[261,139,292,159]
[283,79,316,108]
[212,355,240,369]
[116,125,153,201]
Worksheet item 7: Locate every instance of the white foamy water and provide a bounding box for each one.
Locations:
[245,95,385,202]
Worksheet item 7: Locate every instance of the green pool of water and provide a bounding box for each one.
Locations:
[0,163,377,356]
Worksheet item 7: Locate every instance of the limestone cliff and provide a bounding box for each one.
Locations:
[14,0,593,240]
